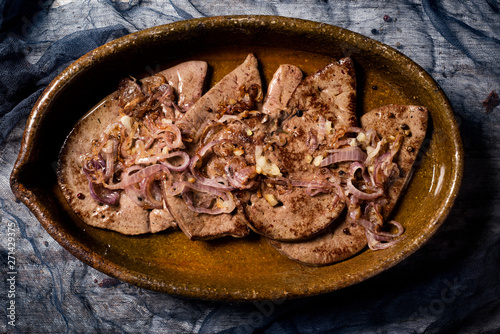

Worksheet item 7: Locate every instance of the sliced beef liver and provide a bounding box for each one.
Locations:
[268,104,429,265]
[244,184,346,241]
[165,54,262,240]
[243,58,357,241]
[57,61,208,235]
[159,60,208,115]
[360,104,429,217]
[177,54,261,140]
[286,57,357,129]
[268,216,367,266]
[262,64,303,117]
[167,197,250,240]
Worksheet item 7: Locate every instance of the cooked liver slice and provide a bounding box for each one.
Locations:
[167,196,250,240]
[244,185,346,241]
[268,218,367,266]
[287,57,357,129]
[244,58,357,241]
[262,64,303,117]
[165,54,262,240]
[58,61,208,235]
[360,104,429,217]
[160,61,208,115]
[149,209,177,233]
[268,104,429,265]
[177,54,261,138]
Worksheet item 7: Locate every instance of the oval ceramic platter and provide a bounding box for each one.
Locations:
[11,16,463,301]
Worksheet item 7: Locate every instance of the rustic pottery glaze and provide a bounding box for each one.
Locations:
[10,16,463,301]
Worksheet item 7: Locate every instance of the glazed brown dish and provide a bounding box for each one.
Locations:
[10,16,463,301]
[56,52,428,266]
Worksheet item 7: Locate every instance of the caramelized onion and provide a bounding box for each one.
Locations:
[88,180,120,205]
[136,151,190,171]
[101,138,118,181]
[189,140,236,191]
[359,218,404,250]
[320,146,367,167]
[157,124,183,149]
[172,180,236,214]
[224,164,257,189]
[105,164,170,190]
[346,178,383,200]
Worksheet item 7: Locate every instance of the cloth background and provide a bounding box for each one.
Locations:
[1,0,499,333]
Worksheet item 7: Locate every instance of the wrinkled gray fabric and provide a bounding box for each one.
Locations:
[1,0,499,333]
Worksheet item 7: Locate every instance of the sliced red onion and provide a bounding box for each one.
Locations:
[123,164,167,186]
[349,160,373,186]
[366,229,402,249]
[334,183,347,203]
[158,83,175,107]
[82,154,106,176]
[365,138,385,165]
[320,146,367,167]
[383,161,399,178]
[189,140,236,191]
[218,114,241,123]
[157,124,183,149]
[347,178,383,200]
[164,181,187,197]
[190,166,235,191]
[86,177,120,205]
[193,118,214,143]
[378,220,404,238]
[135,151,190,172]
[265,178,343,198]
[174,181,236,214]
[365,230,400,250]
[123,172,165,209]
[224,165,257,189]
[182,193,235,215]
[144,174,164,209]
[105,164,170,190]
[345,126,363,134]
[349,161,365,177]
[173,180,226,196]
[370,159,384,186]
[265,177,290,187]
[358,218,404,250]
[82,155,120,205]
[388,133,403,159]
[306,187,328,196]
[160,151,190,172]
[197,139,233,159]
[291,179,344,198]
[101,138,118,181]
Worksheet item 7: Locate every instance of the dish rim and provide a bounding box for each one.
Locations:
[10,15,464,301]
